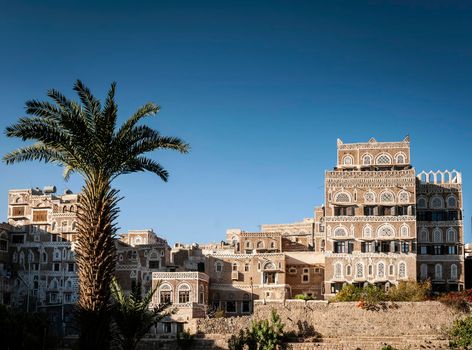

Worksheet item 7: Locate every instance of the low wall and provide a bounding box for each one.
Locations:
[191,300,461,349]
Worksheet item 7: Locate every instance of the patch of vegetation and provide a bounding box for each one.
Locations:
[381,345,398,350]
[294,294,315,301]
[331,280,433,310]
[227,309,293,350]
[439,289,472,313]
[449,316,472,349]
[386,280,431,302]
[176,330,195,350]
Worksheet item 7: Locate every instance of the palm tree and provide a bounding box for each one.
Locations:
[110,278,173,350]
[3,80,189,349]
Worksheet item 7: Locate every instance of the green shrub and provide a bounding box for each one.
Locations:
[449,316,472,349]
[331,284,362,302]
[294,294,314,301]
[381,345,397,350]
[250,309,285,350]
[386,280,431,301]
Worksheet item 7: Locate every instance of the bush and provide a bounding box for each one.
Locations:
[294,294,314,301]
[386,280,431,301]
[331,284,362,302]
[176,330,195,350]
[381,345,397,350]
[439,290,472,313]
[449,316,472,349]
[227,309,287,350]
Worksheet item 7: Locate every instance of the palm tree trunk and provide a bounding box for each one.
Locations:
[75,178,119,350]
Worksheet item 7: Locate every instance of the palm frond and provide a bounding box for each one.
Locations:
[119,157,169,181]
[3,143,70,165]
[116,102,160,140]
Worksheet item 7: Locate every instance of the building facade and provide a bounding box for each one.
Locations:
[0,137,466,335]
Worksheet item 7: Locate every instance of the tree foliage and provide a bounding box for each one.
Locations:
[3,80,189,349]
[110,279,172,350]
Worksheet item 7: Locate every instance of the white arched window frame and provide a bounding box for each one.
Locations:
[214,261,223,272]
[394,152,406,164]
[334,262,343,279]
[447,228,457,243]
[446,195,457,209]
[342,154,354,165]
[420,264,428,279]
[433,228,442,243]
[377,224,395,238]
[245,241,252,248]
[377,262,385,278]
[346,264,352,276]
[400,224,409,237]
[362,225,372,239]
[417,197,427,209]
[270,240,276,249]
[379,190,395,204]
[362,154,373,165]
[178,283,191,304]
[263,261,276,270]
[364,191,375,203]
[334,192,351,203]
[398,190,409,204]
[430,196,444,209]
[376,153,392,165]
[451,264,458,280]
[334,226,348,237]
[398,262,406,278]
[420,228,429,242]
[159,283,173,304]
[256,241,264,249]
[435,264,443,280]
[356,263,364,278]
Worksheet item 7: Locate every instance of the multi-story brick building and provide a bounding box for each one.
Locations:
[1,136,466,336]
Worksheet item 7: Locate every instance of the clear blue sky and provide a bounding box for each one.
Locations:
[0,0,471,244]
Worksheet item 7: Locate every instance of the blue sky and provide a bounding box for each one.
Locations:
[0,0,471,244]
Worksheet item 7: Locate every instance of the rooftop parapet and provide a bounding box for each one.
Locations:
[417,170,462,185]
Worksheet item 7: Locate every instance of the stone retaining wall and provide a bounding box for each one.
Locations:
[190,300,461,349]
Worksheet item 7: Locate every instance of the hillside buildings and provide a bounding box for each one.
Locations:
[0,137,466,334]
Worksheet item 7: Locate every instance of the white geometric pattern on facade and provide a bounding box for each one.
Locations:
[377,224,395,238]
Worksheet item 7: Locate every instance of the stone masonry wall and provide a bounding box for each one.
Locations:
[190,300,462,349]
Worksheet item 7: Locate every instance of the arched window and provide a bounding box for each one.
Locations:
[334,262,343,279]
[356,263,364,278]
[245,241,251,248]
[379,191,395,203]
[376,154,392,165]
[160,284,173,304]
[417,197,427,209]
[362,154,373,165]
[71,222,77,230]
[334,227,348,237]
[270,241,276,249]
[51,221,56,231]
[19,251,25,265]
[446,195,457,208]
[342,155,354,165]
[447,228,457,243]
[335,192,351,203]
[420,228,429,242]
[430,196,444,209]
[368,265,373,276]
[377,262,385,278]
[364,191,375,203]
[451,264,458,280]
[62,206,68,213]
[400,224,409,237]
[435,264,442,280]
[134,236,142,245]
[12,251,18,263]
[50,279,58,289]
[178,284,191,303]
[264,262,276,270]
[69,205,75,212]
[420,264,428,279]
[433,228,442,243]
[398,262,407,277]
[395,153,406,164]
[346,265,351,276]
[256,241,264,249]
[377,224,395,238]
[199,285,205,304]
[215,261,223,272]
[398,191,409,203]
[362,225,372,239]
[232,262,238,271]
